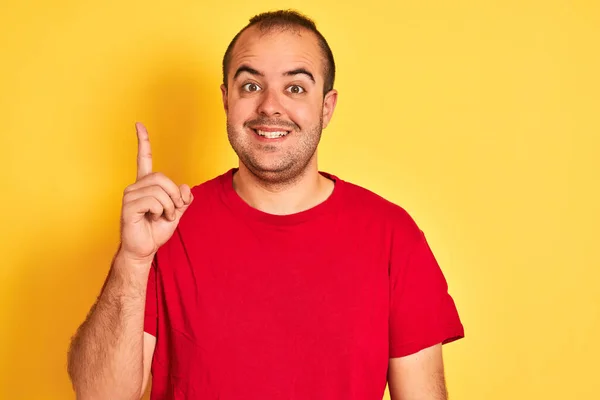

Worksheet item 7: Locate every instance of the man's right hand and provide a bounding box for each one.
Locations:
[118,122,193,266]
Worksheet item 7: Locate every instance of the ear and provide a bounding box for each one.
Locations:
[220,84,228,112]
[321,89,338,129]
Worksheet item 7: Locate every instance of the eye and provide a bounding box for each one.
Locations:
[287,85,305,94]
[242,82,261,92]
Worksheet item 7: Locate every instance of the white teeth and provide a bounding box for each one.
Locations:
[256,130,288,139]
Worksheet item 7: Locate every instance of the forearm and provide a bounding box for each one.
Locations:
[67,252,150,400]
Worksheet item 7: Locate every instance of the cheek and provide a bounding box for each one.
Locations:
[227,97,255,125]
[284,100,320,127]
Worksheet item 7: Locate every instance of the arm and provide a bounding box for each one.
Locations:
[388,343,447,400]
[67,122,192,399]
[67,252,156,400]
[387,225,464,400]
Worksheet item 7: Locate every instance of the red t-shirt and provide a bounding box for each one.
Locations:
[144,168,464,399]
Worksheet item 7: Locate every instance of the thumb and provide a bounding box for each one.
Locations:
[175,184,194,218]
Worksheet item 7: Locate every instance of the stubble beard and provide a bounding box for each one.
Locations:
[226,115,324,186]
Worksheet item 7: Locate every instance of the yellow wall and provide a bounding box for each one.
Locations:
[1,0,598,399]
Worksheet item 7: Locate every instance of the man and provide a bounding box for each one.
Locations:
[67,9,464,400]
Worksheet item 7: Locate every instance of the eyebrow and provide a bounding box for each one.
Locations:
[233,65,315,83]
[284,68,315,83]
[233,65,263,80]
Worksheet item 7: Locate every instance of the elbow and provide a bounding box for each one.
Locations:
[66,336,144,400]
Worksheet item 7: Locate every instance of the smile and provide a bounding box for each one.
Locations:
[252,129,290,139]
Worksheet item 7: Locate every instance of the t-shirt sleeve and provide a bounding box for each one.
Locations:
[143,258,158,337]
[389,230,464,358]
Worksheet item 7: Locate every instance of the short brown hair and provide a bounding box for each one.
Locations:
[222,10,336,95]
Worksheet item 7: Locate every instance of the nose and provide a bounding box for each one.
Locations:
[257,88,283,117]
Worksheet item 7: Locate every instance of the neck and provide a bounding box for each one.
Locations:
[232,162,334,216]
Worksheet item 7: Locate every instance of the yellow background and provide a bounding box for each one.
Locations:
[1,0,598,399]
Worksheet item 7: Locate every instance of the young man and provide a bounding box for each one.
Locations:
[67,10,464,400]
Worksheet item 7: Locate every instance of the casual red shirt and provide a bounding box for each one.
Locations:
[144,168,464,399]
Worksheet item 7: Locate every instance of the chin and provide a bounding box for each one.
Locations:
[246,155,317,185]
[250,164,293,181]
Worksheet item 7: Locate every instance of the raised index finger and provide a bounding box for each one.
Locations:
[135,122,152,180]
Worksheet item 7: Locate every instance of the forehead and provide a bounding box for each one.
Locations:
[229,26,324,81]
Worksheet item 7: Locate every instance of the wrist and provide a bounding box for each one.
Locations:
[112,248,153,285]
[114,244,154,270]
[99,249,150,308]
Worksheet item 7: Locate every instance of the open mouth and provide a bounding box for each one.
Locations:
[252,128,291,139]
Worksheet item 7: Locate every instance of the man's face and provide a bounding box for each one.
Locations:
[221,26,337,183]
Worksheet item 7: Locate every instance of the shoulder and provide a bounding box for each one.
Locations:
[175,169,234,224]
[190,170,230,195]
[331,173,424,240]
